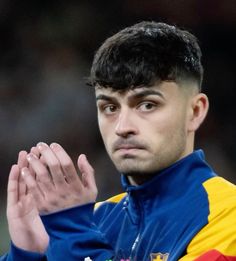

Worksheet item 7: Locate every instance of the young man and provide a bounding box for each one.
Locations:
[2,21,236,261]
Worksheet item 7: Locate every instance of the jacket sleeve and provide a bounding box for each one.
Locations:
[0,243,46,261]
[41,203,115,261]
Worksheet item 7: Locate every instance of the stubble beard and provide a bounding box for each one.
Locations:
[111,131,187,177]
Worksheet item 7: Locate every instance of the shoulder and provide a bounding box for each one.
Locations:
[180,177,236,260]
[203,176,236,211]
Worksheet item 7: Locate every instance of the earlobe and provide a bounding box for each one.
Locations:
[188,93,209,132]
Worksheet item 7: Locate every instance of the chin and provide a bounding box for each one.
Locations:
[115,161,155,176]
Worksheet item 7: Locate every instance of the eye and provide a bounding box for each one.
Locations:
[102,104,118,114]
[138,102,157,112]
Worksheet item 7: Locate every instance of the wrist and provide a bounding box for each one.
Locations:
[10,241,46,260]
[8,219,49,253]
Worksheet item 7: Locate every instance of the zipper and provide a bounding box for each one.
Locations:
[129,194,144,261]
[130,233,140,259]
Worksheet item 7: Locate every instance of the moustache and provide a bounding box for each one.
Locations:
[112,138,147,152]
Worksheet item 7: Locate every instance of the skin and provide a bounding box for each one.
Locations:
[7,151,49,253]
[21,142,97,214]
[96,81,209,185]
[7,143,97,252]
[6,80,208,253]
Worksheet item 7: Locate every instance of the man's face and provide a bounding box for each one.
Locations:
[96,81,196,178]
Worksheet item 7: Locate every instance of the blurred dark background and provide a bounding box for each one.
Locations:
[0,0,236,254]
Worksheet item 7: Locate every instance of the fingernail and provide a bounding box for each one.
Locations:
[50,143,60,150]
[79,154,86,160]
[26,153,37,161]
[37,142,47,150]
[19,151,27,157]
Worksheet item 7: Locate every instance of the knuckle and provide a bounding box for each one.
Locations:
[28,183,37,191]
[55,177,65,185]
[53,178,68,189]
[38,174,51,183]
[62,159,73,171]
[50,161,60,171]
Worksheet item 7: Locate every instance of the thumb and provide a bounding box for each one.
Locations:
[77,154,97,195]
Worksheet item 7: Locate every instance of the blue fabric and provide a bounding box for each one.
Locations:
[0,242,46,261]
[95,150,216,260]
[0,150,216,261]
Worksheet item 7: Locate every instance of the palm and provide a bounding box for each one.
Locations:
[7,194,48,251]
[7,194,36,220]
[7,153,49,253]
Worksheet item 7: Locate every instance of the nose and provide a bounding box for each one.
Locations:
[115,109,138,138]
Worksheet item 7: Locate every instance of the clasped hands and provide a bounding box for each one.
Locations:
[7,142,98,253]
[23,142,97,214]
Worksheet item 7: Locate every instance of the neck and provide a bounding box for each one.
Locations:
[128,174,156,186]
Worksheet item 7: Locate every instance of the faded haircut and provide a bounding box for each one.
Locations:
[88,21,203,91]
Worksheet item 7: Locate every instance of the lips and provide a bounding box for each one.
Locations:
[113,140,146,152]
[115,145,142,151]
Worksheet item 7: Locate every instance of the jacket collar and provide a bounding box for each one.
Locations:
[121,150,216,201]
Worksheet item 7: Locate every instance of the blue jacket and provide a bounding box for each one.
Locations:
[1,150,236,260]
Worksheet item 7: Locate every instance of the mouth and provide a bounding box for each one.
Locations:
[114,144,146,155]
[115,145,142,150]
[112,139,147,156]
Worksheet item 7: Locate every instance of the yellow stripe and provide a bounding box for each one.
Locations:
[180,177,236,260]
[94,192,127,210]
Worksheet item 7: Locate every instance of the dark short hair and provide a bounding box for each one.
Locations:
[89,21,203,91]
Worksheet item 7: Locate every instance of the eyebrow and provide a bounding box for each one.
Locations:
[130,89,165,100]
[95,89,165,102]
[96,94,114,102]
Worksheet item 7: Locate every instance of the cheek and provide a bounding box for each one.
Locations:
[98,119,107,140]
[150,108,187,137]
[152,111,175,131]
[98,119,113,150]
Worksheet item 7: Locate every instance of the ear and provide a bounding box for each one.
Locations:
[187,93,209,132]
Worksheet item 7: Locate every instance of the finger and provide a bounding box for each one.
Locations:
[77,154,97,194]
[37,142,66,185]
[21,167,45,207]
[30,146,47,180]
[39,155,47,166]
[30,146,40,157]
[29,147,38,179]
[17,151,28,169]
[27,153,53,190]
[7,165,20,207]
[19,174,27,198]
[17,151,28,197]
[50,143,81,185]
[31,146,46,166]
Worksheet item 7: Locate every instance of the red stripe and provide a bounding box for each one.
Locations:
[195,250,236,261]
